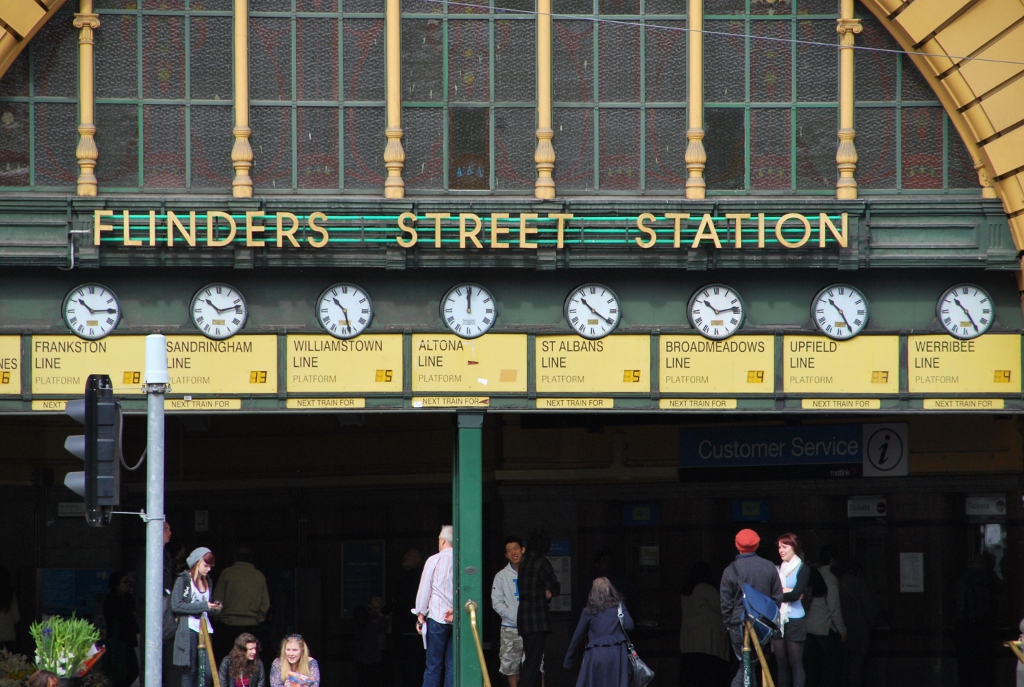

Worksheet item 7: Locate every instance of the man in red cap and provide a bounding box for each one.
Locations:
[720,529,783,687]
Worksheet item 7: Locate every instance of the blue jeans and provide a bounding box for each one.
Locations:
[180,631,211,687]
[422,618,453,687]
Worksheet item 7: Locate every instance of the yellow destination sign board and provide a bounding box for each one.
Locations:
[165,335,278,394]
[923,398,1005,410]
[412,396,490,408]
[908,334,1021,394]
[783,335,899,394]
[537,398,614,409]
[0,336,21,395]
[660,335,774,394]
[659,398,737,410]
[286,398,366,409]
[165,398,242,411]
[801,398,881,410]
[412,334,527,393]
[287,334,403,394]
[31,400,67,411]
[536,335,651,394]
[31,336,147,395]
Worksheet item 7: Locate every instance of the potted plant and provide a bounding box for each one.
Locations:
[29,616,100,684]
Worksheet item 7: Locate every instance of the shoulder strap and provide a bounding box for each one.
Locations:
[616,603,635,649]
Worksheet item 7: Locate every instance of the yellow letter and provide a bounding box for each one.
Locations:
[664,213,690,248]
[459,213,483,249]
[93,210,114,246]
[148,211,157,246]
[307,211,329,248]
[775,213,811,248]
[691,214,722,249]
[122,210,141,246]
[425,212,450,248]
[818,212,848,248]
[207,211,237,247]
[166,211,197,247]
[490,213,511,249]
[548,213,573,249]
[396,212,418,248]
[276,212,300,248]
[726,213,751,249]
[245,211,266,247]
[757,213,766,248]
[636,213,657,248]
[519,213,539,249]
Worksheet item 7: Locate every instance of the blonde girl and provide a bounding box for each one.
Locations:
[269,635,320,687]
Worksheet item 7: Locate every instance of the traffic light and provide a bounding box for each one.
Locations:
[63,374,122,527]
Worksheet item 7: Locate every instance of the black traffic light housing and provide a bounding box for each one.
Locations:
[63,374,122,527]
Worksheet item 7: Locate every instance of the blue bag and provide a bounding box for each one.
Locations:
[742,583,779,645]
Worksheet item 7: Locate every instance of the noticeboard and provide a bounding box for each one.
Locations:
[908,334,1021,394]
[411,334,527,393]
[31,336,147,395]
[165,335,278,394]
[536,335,651,394]
[0,336,21,395]
[660,335,774,394]
[287,334,403,394]
[783,335,899,395]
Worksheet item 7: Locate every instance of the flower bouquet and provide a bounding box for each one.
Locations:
[29,616,100,679]
[0,648,34,687]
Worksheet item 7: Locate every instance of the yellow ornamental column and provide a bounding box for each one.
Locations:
[74,0,100,197]
[384,0,405,198]
[232,0,253,198]
[684,0,705,199]
[835,0,861,200]
[534,0,555,199]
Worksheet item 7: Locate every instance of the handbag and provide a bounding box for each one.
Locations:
[617,604,655,687]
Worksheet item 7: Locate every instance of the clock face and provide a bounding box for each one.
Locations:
[190,283,248,340]
[687,284,745,340]
[564,283,621,339]
[62,283,121,340]
[440,283,496,339]
[937,283,993,340]
[811,284,869,340]
[317,283,373,339]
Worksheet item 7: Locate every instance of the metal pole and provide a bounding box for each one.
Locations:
[144,334,168,687]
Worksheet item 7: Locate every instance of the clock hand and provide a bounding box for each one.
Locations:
[580,297,614,325]
[204,298,230,314]
[77,298,98,315]
[953,297,979,330]
[828,298,853,330]
[466,286,472,314]
[331,298,352,332]
[702,299,724,316]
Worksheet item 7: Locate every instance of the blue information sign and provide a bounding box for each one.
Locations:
[680,424,863,468]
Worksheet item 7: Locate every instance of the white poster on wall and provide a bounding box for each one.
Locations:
[900,552,924,592]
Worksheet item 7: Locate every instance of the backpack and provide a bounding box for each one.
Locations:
[742,583,780,645]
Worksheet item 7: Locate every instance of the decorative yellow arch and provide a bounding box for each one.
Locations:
[0,0,68,78]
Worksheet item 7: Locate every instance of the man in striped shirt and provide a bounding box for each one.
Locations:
[414,525,455,687]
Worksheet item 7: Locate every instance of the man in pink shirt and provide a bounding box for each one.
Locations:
[413,526,455,687]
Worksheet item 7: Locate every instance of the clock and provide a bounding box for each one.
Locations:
[811,284,869,340]
[62,283,121,340]
[317,283,373,339]
[564,283,621,339]
[687,284,745,340]
[440,283,496,339]
[937,283,994,339]
[189,283,248,340]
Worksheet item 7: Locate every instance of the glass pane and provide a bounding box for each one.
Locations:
[143,16,186,100]
[343,106,385,189]
[796,20,836,102]
[645,107,687,191]
[751,21,792,102]
[342,0,383,10]
[34,103,79,188]
[297,17,339,102]
[402,19,444,102]
[600,0,640,14]
[494,108,535,191]
[646,0,686,15]
[706,0,743,15]
[449,108,490,190]
[705,21,746,102]
[901,107,942,189]
[191,17,233,100]
[553,108,594,191]
[198,0,233,9]
[795,107,834,189]
[143,105,187,188]
[0,52,29,98]
[750,107,790,189]
[251,106,294,190]
[96,15,139,99]
[553,21,595,103]
[0,102,31,186]
[449,20,491,103]
[250,18,293,101]
[855,11,897,102]
[251,0,281,10]
[598,23,641,103]
[855,107,896,189]
[298,0,339,10]
[645,22,686,102]
[190,106,234,189]
[494,19,535,103]
[96,104,140,187]
[901,55,935,102]
[947,122,979,189]
[343,19,386,101]
[553,0,593,14]
[752,0,791,15]
[141,0,184,8]
[31,6,78,99]
[297,106,339,189]
[704,108,745,190]
[401,0,441,14]
[404,108,445,190]
[599,108,640,190]
[797,0,838,13]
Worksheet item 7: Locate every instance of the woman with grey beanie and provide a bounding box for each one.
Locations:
[171,547,223,687]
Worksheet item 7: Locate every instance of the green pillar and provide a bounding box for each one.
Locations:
[453,412,484,687]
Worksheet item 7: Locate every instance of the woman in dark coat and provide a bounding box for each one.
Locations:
[563,577,634,687]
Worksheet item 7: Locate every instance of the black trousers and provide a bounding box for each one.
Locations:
[518,632,547,687]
